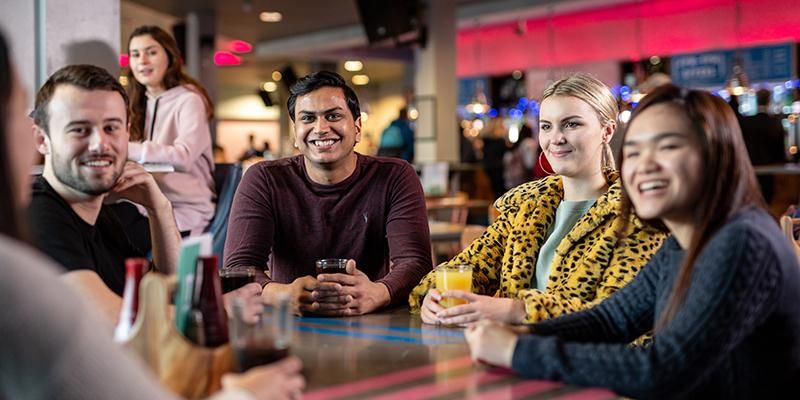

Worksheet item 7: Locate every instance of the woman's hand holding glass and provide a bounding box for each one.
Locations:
[421,290,527,326]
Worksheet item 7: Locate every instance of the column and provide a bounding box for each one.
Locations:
[1,0,121,102]
[413,0,458,163]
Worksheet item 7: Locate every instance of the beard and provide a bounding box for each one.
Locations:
[51,151,123,196]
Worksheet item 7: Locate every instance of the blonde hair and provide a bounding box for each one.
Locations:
[542,73,618,169]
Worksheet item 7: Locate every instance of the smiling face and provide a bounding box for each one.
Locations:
[538,95,613,179]
[621,102,703,224]
[36,84,129,197]
[293,86,361,173]
[128,34,169,94]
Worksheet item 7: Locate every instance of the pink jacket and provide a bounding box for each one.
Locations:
[128,85,215,234]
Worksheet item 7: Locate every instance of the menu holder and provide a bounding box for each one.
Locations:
[122,273,233,399]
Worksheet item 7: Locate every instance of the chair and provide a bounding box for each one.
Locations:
[779,216,800,263]
[206,163,243,266]
[426,192,470,225]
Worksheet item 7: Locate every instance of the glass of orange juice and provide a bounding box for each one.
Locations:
[435,264,472,308]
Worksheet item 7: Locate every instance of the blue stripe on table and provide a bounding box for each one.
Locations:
[296,325,460,344]
[298,316,464,338]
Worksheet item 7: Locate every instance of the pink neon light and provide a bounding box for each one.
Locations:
[229,39,253,54]
[213,51,242,66]
[456,0,800,76]
[119,54,129,68]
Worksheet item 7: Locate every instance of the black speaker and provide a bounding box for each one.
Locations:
[355,0,420,46]
[257,90,274,107]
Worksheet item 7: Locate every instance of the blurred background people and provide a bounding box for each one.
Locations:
[377,107,415,163]
[739,88,787,203]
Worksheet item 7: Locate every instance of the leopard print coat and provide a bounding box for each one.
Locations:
[409,172,667,323]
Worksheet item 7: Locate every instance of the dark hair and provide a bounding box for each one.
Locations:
[755,88,771,107]
[0,31,23,240]
[619,84,764,331]
[31,64,129,134]
[125,25,214,141]
[287,71,360,122]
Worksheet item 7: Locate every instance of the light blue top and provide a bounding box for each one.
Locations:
[534,199,596,291]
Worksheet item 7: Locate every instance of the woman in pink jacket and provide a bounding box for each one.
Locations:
[119,25,216,248]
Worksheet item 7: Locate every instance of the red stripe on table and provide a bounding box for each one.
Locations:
[304,357,474,400]
[553,388,618,400]
[469,380,562,400]
[368,369,508,400]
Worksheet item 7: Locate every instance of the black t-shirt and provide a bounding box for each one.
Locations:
[28,177,144,296]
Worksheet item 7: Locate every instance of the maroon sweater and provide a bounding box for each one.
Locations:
[223,154,432,305]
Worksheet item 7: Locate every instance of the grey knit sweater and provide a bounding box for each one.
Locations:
[512,207,800,399]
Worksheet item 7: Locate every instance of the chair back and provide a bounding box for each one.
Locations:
[206,163,243,265]
[426,192,470,225]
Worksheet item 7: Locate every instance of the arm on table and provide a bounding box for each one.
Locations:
[61,270,122,328]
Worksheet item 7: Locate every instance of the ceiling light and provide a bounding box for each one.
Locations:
[344,60,363,72]
[352,74,369,86]
[262,81,278,92]
[360,111,369,122]
[272,70,282,81]
[260,12,282,22]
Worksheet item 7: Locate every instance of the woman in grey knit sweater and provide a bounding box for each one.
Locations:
[0,32,303,400]
[465,85,800,399]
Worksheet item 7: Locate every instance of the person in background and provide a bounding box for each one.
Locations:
[481,116,508,199]
[410,73,666,326]
[739,88,787,203]
[0,30,304,400]
[503,122,537,190]
[377,107,415,163]
[239,133,262,162]
[225,71,432,316]
[261,141,277,161]
[213,143,227,164]
[120,25,216,250]
[466,85,800,398]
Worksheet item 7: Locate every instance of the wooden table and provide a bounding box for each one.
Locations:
[291,308,619,399]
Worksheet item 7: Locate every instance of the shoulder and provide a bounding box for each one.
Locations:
[494,175,562,213]
[240,156,304,187]
[166,85,206,110]
[710,207,788,253]
[29,178,72,219]
[359,154,417,179]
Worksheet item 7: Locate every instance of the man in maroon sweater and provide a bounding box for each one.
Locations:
[224,71,432,316]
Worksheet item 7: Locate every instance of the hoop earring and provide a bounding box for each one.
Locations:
[538,152,554,175]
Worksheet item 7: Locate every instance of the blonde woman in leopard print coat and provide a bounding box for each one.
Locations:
[411,74,667,325]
